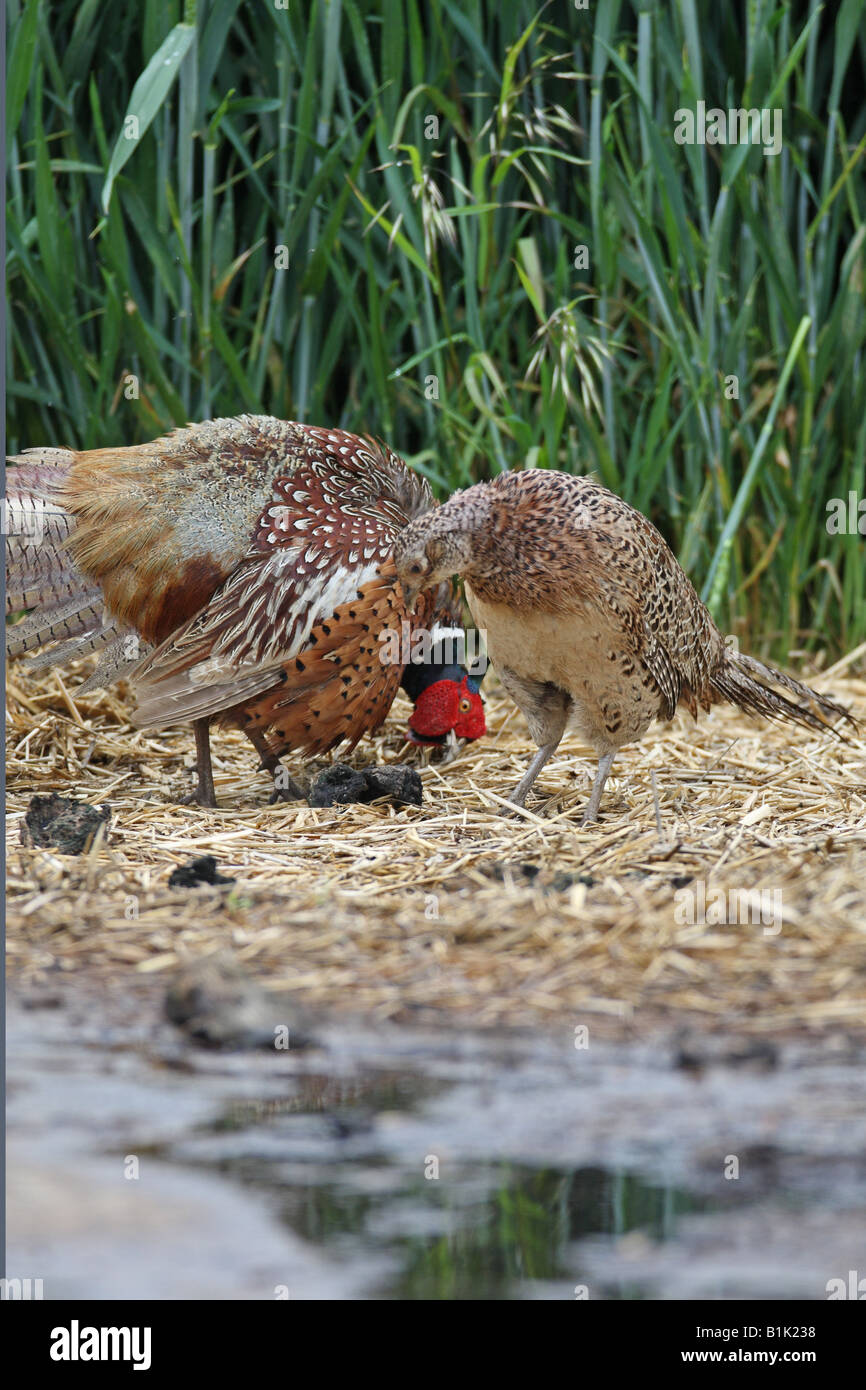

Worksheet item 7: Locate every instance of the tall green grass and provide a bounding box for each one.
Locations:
[6,0,866,657]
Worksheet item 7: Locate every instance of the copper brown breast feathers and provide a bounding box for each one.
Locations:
[6,416,485,805]
[393,468,855,824]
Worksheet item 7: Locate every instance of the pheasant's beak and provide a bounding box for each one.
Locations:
[401,580,422,614]
[406,725,446,746]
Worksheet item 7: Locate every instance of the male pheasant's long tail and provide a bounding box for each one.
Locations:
[710,648,856,737]
[5,449,145,689]
[6,450,84,618]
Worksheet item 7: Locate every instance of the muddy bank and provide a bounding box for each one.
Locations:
[7,975,866,1299]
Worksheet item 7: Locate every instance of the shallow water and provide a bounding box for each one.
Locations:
[7,985,866,1300]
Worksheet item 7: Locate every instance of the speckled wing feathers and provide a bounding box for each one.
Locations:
[231,560,437,758]
[127,426,434,730]
[8,417,446,761]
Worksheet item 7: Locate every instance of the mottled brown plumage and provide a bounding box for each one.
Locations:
[394,469,855,823]
[6,416,485,805]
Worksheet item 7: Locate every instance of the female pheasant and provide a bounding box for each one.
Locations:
[6,416,485,805]
[394,469,855,824]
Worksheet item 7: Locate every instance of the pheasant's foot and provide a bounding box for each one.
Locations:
[179,783,219,809]
[268,773,306,804]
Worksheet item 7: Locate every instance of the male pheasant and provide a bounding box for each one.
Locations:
[6,416,485,806]
[394,469,855,824]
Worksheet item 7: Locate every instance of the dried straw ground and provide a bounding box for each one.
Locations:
[6,651,866,1038]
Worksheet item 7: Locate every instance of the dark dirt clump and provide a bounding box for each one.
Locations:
[20,793,110,854]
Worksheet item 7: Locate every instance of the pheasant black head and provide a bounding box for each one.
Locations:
[399,625,486,745]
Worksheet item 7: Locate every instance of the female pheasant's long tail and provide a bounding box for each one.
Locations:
[5,449,144,689]
[710,648,857,736]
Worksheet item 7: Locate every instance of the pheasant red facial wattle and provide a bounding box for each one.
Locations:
[408,676,486,744]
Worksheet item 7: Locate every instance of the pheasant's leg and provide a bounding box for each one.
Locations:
[192,718,218,808]
[496,667,572,814]
[508,741,562,809]
[245,728,305,803]
[581,751,616,826]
